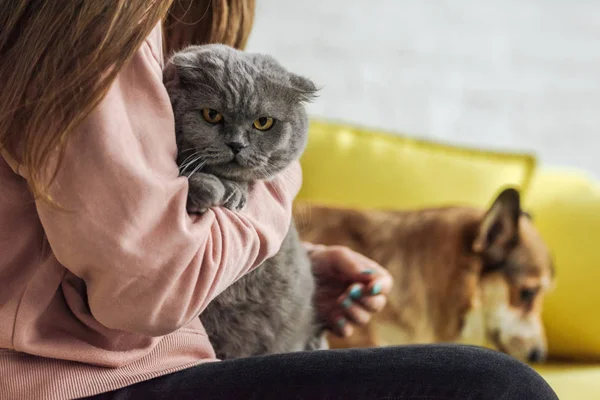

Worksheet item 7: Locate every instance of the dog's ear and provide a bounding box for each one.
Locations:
[473,188,521,263]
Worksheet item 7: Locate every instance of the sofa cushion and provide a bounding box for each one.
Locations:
[298,120,536,209]
[524,168,600,360]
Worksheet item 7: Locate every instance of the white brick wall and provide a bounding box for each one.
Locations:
[247,0,600,177]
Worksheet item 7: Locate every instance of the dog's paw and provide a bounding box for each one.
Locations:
[221,180,248,212]
[186,173,226,214]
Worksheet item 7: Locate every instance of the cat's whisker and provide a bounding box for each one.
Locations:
[179,148,197,155]
[180,149,201,163]
[179,151,202,171]
[179,156,203,175]
[186,160,206,179]
[263,164,281,177]
[180,160,197,175]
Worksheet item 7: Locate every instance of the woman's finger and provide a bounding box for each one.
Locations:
[337,284,376,326]
[355,293,387,313]
[324,246,390,283]
[333,266,393,302]
[327,313,354,338]
[341,301,372,326]
[364,276,393,298]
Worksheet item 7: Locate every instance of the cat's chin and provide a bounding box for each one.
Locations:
[205,163,271,183]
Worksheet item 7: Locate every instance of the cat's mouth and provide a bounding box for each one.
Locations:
[203,158,262,181]
[231,156,243,166]
[195,151,278,181]
[206,154,246,169]
[229,154,264,170]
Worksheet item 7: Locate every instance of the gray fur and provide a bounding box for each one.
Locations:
[165,44,325,359]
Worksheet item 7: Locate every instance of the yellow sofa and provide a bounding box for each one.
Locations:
[298,120,600,399]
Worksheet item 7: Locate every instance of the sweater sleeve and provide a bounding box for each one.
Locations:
[32,39,302,337]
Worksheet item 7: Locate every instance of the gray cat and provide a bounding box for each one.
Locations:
[164,44,326,360]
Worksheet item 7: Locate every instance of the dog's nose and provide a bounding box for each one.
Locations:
[527,348,544,363]
[227,142,247,154]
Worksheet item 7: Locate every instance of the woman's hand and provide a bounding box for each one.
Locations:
[307,244,393,338]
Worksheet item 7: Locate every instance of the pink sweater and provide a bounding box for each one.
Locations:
[0,24,301,399]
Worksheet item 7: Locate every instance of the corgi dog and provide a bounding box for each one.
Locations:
[295,188,555,362]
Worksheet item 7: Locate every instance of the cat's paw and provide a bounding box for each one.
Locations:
[221,180,248,212]
[186,173,226,214]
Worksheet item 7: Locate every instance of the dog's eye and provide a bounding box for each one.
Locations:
[520,287,539,303]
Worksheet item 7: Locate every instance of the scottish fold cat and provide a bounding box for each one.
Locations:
[164,44,326,359]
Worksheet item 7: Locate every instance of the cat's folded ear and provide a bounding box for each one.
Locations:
[288,73,319,103]
[164,51,200,86]
[163,61,180,87]
[163,50,206,105]
[163,60,181,105]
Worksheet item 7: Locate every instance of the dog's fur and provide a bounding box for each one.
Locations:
[294,188,555,362]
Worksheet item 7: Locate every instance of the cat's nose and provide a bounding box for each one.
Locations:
[227,142,247,154]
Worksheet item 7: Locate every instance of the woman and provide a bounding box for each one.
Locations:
[0,1,558,399]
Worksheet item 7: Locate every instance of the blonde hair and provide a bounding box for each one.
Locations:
[0,0,255,199]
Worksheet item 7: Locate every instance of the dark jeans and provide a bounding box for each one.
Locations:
[88,345,558,400]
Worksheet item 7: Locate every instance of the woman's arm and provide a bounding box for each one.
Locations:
[31,41,301,337]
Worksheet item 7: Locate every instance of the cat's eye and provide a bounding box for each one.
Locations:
[201,108,223,124]
[253,117,275,131]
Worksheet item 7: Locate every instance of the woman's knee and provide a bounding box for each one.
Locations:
[399,345,558,400]
[286,345,557,399]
